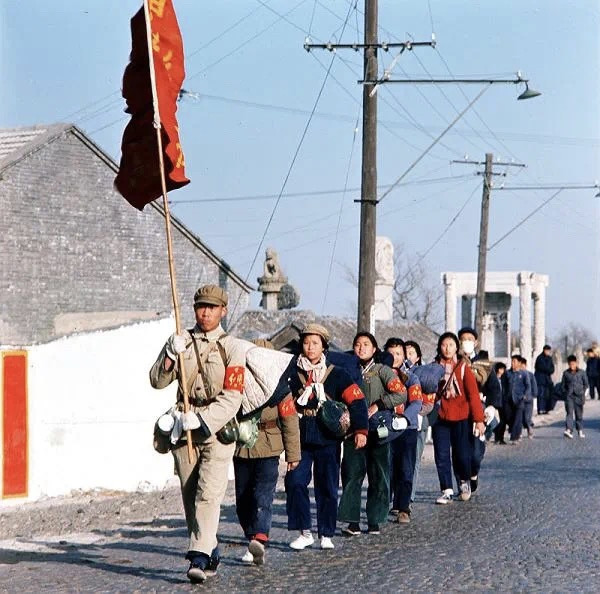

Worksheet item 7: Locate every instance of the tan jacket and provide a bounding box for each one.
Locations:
[149,324,246,437]
[235,395,300,462]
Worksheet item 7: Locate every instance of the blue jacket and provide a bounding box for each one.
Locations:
[506,368,531,404]
[561,368,589,400]
[525,370,538,400]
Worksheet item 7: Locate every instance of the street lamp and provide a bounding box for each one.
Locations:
[356,73,540,335]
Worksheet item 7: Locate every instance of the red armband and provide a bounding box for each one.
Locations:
[394,404,405,415]
[341,384,364,405]
[278,395,297,418]
[223,366,245,392]
[423,392,437,405]
[408,384,423,402]
[386,377,406,393]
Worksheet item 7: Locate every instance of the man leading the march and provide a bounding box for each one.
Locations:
[150,284,247,584]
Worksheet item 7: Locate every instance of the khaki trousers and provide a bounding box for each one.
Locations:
[172,437,235,555]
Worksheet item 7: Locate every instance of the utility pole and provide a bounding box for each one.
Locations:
[357,0,378,332]
[304,14,434,333]
[475,153,493,341]
[452,154,526,341]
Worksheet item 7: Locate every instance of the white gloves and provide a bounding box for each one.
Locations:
[182,410,201,431]
[392,416,408,431]
[166,333,187,360]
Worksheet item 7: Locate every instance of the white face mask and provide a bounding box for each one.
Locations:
[461,340,475,355]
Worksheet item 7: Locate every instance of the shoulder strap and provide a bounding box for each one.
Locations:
[297,364,335,388]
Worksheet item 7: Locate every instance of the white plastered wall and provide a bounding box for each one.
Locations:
[1,317,180,505]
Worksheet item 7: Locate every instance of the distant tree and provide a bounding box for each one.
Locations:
[342,243,443,330]
[554,323,597,359]
[277,283,300,310]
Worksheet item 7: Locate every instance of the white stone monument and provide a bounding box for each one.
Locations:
[374,236,394,321]
[442,271,549,363]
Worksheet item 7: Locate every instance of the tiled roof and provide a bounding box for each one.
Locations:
[0,124,72,171]
[230,309,440,361]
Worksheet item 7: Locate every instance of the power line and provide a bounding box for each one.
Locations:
[378,85,492,204]
[186,0,310,82]
[169,174,473,204]
[322,107,361,313]
[228,0,356,320]
[487,189,563,251]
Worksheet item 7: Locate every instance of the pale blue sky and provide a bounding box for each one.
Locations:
[2,1,599,341]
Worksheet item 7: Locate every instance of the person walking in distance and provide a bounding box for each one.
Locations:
[505,355,531,444]
[149,285,247,584]
[585,348,600,401]
[534,345,555,414]
[562,355,589,439]
[520,357,538,439]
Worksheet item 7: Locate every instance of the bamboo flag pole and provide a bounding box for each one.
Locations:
[143,0,194,463]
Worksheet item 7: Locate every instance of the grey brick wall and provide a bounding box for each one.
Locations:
[0,128,249,345]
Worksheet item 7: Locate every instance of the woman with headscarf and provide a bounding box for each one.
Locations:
[338,332,407,536]
[433,332,485,504]
[285,323,368,551]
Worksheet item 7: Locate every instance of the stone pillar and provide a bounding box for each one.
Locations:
[374,237,394,321]
[443,273,457,333]
[461,295,473,329]
[532,288,546,357]
[518,272,532,362]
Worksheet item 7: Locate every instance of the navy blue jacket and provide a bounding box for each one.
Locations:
[287,357,369,446]
[586,357,600,379]
[483,372,503,409]
[534,353,555,387]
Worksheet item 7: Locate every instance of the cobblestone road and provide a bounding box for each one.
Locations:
[1,402,599,593]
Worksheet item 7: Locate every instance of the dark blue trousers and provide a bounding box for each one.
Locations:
[234,456,279,541]
[391,429,418,513]
[509,400,525,440]
[523,399,534,430]
[432,419,471,491]
[285,442,341,538]
[537,384,550,413]
[470,434,485,477]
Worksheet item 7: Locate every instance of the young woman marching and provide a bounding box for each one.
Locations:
[433,332,485,504]
[337,332,407,535]
[285,324,368,550]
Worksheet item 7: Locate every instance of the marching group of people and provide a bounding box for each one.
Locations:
[149,284,595,584]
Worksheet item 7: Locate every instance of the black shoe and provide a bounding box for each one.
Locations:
[206,546,220,575]
[342,522,361,536]
[470,476,478,493]
[186,553,210,584]
[367,524,380,535]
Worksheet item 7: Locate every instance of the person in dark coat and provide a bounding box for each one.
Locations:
[561,355,589,439]
[491,363,509,444]
[505,355,531,444]
[585,348,600,400]
[534,345,555,414]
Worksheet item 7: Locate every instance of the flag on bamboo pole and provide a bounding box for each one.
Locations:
[115,0,190,210]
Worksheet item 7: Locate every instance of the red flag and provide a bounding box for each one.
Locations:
[115,0,190,210]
